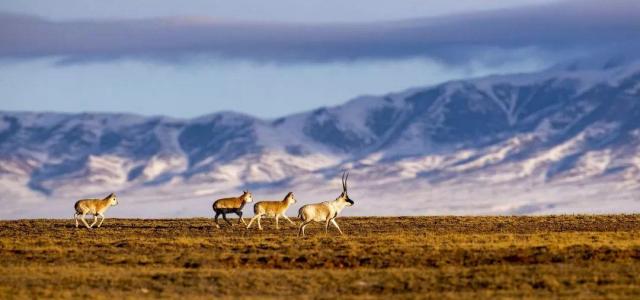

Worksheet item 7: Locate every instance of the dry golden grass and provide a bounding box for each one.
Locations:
[1,215,639,299]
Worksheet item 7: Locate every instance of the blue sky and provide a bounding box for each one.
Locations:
[1,0,638,118]
[0,0,558,22]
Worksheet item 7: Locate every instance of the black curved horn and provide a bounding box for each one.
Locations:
[341,171,346,191]
[345,171,349,192]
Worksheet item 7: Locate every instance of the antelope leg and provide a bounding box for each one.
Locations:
[246,214,260,229]
[222,213,232,226]
[236,211,247,225]
[330,219,344,235]
[89,215,98,228]
[325,219,331,233]
[214,212,221,228]
[97,213,106,228]
[298,221,311,237]
[282,214,296,225]
[80,213,91,229]
[257,215,263,230]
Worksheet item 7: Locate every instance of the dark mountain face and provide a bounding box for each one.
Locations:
[179,114,260,166]
[303,108,373,152]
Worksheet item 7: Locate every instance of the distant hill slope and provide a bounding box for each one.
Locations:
[1,58,639,218]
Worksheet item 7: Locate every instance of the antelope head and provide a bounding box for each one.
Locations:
[338,171,354,206]
[285,192,297,204]
[242,190,253,203]
[107,192,118,206]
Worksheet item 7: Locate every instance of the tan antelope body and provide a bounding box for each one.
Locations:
[212,191,253,228]
[247,192,296,230]
[74,193,118,229]
[298,172,354,236]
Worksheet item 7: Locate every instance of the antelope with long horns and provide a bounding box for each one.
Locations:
[298,171,354,237]
[73,192,118,229]
[212,191,253,228]
[246,192,297,230]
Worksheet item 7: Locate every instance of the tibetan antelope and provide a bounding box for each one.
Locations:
[74,192,118,229]
[212,190,253,228]
[298,171,354,237]
[246,192,297,230]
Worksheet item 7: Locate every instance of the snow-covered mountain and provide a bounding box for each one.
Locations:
[2,59,639,218]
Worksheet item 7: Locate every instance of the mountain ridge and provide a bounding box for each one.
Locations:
[1,59,639,218]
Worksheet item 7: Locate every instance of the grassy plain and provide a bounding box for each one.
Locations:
[1,215,639,299]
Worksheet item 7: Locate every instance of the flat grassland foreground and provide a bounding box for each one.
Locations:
[1,216,639,299]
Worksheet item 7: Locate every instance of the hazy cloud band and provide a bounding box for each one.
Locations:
[1,0,639,65]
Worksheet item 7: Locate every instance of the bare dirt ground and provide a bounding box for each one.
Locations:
[1,215,639,299]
